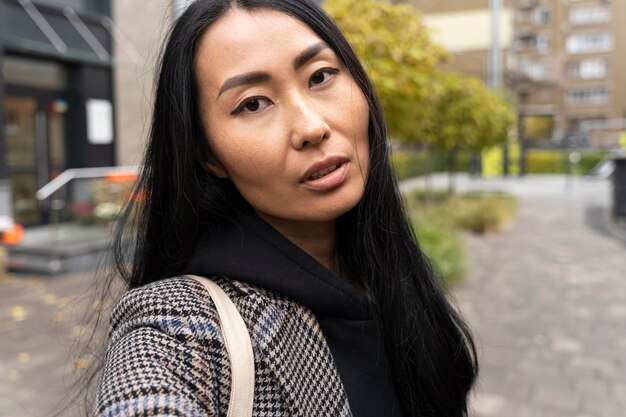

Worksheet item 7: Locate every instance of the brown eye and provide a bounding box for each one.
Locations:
[311,72,326,85]
[245,99,260,112]
[309,67,339,87]
[233,96,272,115]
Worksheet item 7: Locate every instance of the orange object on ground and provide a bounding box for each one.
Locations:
[2,224,24,246]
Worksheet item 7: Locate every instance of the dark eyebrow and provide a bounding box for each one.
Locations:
[293,42,330,70]
[216,42,330,99]
[217,72,270,98]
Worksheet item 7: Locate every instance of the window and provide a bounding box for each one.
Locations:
[569,7,611,25]
[523,115,554,141]
[566,32,613,53]
[536,34,550,53]
[567,87,610,105]
[515,33,536,50]
[520,60,550,80]
[578,118,607,130]
[518,6,533,23]
[515,33,550,52]
[568,59,608,79]
[534,7,551,25]
[2,56,68,90]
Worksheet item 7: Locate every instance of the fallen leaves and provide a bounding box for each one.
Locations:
[74,358,88,370]
[71,325,86,337]
[43,293,58,305]
[17,352,31,363]
[9,305,27,322]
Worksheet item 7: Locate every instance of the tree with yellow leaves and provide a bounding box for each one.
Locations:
[324,0,447,143]
[325,0,515,192]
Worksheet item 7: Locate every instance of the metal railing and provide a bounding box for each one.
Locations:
[36,166,140,201]
[29,166,140,272]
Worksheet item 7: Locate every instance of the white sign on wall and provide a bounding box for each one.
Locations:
[86,99,113,145]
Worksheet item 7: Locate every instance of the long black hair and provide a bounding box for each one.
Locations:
[113,0,478,415]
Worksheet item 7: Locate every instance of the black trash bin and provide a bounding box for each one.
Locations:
[613,157,626,221]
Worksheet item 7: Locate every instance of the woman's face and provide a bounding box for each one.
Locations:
[195,8,369,231]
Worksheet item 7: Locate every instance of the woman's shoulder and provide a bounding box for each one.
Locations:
[108,275,294,339]
[111,276,236,327]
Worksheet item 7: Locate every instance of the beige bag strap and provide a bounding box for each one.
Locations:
[186,275,255,417]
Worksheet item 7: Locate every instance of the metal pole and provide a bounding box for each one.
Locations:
[489,0,503,90]
[489,0,505,176]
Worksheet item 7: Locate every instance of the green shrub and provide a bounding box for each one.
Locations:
[394,149,609,178]
[391,150,475,179]
[411,212,466,284]
[407,190,518,283]
[525,150,609,175]
[448,192,518,233]
[391,151,428,179]
[578,152,608,173]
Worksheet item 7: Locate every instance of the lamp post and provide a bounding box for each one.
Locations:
[488,0,508,176]
[489,0,503,91]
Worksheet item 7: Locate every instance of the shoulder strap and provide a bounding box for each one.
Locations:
[186,275,255,417]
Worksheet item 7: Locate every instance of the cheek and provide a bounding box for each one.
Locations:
[352,96,371,175]
[208,130,283,188]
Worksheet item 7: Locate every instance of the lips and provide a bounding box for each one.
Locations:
[307,163,341,180]
[300,158,350,191]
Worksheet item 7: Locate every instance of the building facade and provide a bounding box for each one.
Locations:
[407,0,514,86]
[0,0,115,226]
[409,0,626,150]
[511,0,626,149]
[111,0,172,167]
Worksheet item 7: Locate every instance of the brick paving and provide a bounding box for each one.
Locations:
[457,197,626,417]
[1,175,625,417]
[0,270,107,417]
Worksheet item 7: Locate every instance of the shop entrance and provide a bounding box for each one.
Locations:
[4,92,68,225]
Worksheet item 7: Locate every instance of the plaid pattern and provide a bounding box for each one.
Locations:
[96,276,353,416]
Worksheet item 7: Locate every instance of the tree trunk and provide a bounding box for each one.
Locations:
[425,146,434,205]
[447,150,457,195]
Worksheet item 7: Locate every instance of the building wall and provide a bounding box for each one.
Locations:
[409,0,496,14]
[0,0,115,224]
[412,0,626,149]
[611,0,626,125]
[558,0,625,148]
[422,8,513,53]
[409,0,513,84]
[112,0,173,166]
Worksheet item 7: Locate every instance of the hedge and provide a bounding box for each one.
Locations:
[391,150,473,180]
[392,149,608,178]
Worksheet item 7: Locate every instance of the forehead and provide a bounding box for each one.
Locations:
[195,8,326,86]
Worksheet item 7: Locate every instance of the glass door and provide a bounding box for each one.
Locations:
[4,94,67,225]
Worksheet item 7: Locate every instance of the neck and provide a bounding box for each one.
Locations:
[255,213,337,274]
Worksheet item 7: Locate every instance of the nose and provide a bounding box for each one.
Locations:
[288,96,331,150]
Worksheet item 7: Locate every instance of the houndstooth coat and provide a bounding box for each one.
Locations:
[96,275,353,416]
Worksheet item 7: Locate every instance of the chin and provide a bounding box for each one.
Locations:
[307,192,364,222]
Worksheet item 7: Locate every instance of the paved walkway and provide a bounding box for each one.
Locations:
[409,176,626,417]
[0,270,101,417]
[1,174,624,416]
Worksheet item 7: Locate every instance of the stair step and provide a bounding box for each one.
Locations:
[7,224,114,275]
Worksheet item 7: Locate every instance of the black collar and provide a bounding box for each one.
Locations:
[184,210,371,320]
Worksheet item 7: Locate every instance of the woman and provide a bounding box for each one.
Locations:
[96,0,478,415]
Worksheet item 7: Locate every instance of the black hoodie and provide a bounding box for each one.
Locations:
[184,210,404,417]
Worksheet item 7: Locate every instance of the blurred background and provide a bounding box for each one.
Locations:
[0,0,625,416]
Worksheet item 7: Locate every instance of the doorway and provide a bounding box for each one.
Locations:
[4,93,68,225]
